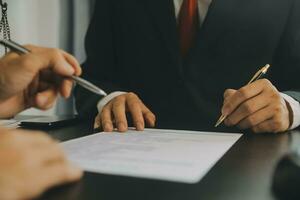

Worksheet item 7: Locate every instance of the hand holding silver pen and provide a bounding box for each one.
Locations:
[0,40,107,97]
[0,43,84,117]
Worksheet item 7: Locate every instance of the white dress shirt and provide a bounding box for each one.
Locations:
[173,0,212,25]
[97,0,300,130]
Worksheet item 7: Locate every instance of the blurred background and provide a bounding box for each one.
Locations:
[6,0,95,116]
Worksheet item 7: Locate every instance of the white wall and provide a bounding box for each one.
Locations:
[8,0,61,115]
[9,0,60,47]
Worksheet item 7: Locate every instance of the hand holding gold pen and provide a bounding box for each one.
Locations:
[215,64,271,127]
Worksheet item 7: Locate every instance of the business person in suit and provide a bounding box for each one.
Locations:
[76,0,300,133]
[0,46,83,200]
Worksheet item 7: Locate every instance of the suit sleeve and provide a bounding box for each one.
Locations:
[272,0,300,102]
[75,1,125,118]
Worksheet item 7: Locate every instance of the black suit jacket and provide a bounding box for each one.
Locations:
[75,0,300,132]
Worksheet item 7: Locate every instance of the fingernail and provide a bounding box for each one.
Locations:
[118,122,127,132]
[104,123,112,132]
[64,61,75,75]
[136,122,144,131]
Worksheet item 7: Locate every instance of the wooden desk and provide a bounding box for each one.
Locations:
[37,122,297,200]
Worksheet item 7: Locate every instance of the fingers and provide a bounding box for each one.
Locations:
[223,89,236,99]
[40,144,66,165]
[23,46,82,77]
[112,96,128,132]
[235,105,274,129]
[0,45,81,114]
[59,78,73,98]
[27,160,82,199]
[252,103,289,133]
[25,47,79,91]
[38,162,82,194]
[47,49,75,76]
[22,142,66,168]
[22,131,56,147]
[251,119,279,133]
[101,104,114,132]
[0,130,55,147]
[96,93,156,132]
[30,48,80,98]
[222,79,291,133]
[142,105,156,127]
[94,114,102,129]
[0,129,83,200]
[127,93,144,131]
[24,47,74,76]
[225,93,270,126]
[34,87,58,110]
[26,132,82,184]
[222,79,271,116]
[61,51,82,76]
[39,68,73,99]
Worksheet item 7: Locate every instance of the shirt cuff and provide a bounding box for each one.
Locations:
[97,91,127,114]
[281,93,300,130]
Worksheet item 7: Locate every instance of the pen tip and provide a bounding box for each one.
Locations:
[214,121,221,128]
[215,115,227,128]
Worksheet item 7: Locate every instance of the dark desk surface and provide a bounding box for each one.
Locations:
[37,122,298,200]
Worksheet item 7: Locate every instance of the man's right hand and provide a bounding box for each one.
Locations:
[0,45,82,118]
[0,128,83,200]
[94,93,156,132]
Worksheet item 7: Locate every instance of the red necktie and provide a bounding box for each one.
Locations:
[178,0,199,57]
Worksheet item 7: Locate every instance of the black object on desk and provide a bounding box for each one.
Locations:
[273,152,300,200]
[19,115,79,129]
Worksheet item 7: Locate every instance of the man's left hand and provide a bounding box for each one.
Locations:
[222,79,291,133]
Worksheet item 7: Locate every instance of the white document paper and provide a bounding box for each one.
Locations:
[63,129,241,183]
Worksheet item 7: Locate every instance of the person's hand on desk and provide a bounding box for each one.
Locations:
[0,46,82,118]
[94,92,156,132]
[0,128,83,200]
[222,79,291,133]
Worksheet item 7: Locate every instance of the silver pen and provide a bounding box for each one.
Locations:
[0,40,107,97]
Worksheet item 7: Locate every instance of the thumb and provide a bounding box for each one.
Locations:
[18,52,75,77]
[223,89,236,99]
[31,48,75,77]
[51,58,75,77]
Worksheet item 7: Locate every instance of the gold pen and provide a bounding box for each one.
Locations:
[214,64,271,127]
